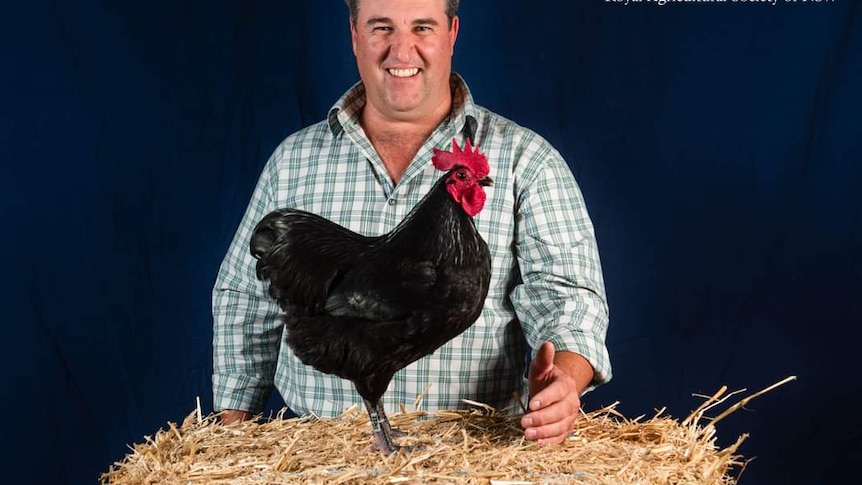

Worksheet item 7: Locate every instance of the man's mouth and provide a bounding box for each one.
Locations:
[387,68,420,78]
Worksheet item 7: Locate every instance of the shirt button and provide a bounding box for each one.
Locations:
[388,199,396,206]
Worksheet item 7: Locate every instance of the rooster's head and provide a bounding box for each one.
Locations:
[432,139,493,217]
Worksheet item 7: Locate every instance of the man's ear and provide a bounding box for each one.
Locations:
[350,19,358,56]
[449,15,460,54]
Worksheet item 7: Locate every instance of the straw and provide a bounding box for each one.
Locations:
[101,376,795,484]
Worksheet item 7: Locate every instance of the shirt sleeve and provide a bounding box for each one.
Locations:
[211,154,284,413]
[510,139,612,389]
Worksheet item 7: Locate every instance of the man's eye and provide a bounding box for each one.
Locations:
[415,26,431,32]
[373,26,392,32]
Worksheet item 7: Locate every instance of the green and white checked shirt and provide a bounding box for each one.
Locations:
[212,74,611,416]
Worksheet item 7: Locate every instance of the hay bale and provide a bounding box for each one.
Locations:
[101,377,794,484]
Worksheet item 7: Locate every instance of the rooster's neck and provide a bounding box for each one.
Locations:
[385,180,485,265]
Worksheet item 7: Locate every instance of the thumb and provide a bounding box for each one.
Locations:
[531,342,555,373]
[528,342,556,398]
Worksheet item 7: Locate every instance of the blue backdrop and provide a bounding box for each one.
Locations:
[2,1,860,483]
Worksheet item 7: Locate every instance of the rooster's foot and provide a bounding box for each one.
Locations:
[371,434,424,455]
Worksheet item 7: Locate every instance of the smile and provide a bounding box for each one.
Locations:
[387,68,420,78]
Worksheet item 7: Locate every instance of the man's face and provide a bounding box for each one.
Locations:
[350,0,459,122]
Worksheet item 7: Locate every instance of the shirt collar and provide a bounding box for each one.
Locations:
[327,72,478,141]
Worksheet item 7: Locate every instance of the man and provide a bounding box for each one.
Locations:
[213,0,611,446]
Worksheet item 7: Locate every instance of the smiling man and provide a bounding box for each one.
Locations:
[213,0,612,447]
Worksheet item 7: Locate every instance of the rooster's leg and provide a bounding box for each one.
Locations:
[363,398,397,455]
[375,401,407,439]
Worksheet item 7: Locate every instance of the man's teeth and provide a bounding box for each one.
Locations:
[388,68,419,78]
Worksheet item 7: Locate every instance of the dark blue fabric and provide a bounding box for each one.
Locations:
[2,1,859,483]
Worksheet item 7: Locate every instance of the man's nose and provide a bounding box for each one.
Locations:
[389,31,415,62]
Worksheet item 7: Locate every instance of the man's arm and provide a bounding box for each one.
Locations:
[212,155,284,418]
[510,139,612,443]
[550,349,595,395]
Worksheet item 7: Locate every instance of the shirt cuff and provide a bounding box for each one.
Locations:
[212,372,273,413]
[543,331,612,393]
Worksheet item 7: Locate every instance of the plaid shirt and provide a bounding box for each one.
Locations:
[212,74,611,416]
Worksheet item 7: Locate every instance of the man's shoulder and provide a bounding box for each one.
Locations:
[280,120,333,147]
[472,104,557,153]
[266,119,336,161]
[472,104,521,130]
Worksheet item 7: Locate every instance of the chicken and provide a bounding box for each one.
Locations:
[249,139,493,454]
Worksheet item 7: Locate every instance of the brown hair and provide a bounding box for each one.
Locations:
[344,0,460,28]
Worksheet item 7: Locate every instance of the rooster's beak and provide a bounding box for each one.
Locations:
[479,177,494,187]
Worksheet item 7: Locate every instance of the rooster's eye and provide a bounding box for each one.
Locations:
[456,172,467,180]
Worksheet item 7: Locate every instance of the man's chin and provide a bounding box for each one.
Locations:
[381,98,425,116]
[383,89,421,106]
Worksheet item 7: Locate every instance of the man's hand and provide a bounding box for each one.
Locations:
[219,409,253,425]
[520,342,594,445]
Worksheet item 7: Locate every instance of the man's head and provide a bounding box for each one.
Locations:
[348,0,460,124]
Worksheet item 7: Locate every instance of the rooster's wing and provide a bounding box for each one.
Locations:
[251,208,380,312]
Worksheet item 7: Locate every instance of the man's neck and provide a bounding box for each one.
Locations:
[360,106,450,142]
[359,96,452,184]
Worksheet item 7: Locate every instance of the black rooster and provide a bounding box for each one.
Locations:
[250,139,493,454]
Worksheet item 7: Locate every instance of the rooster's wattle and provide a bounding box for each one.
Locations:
[250,139,493,454]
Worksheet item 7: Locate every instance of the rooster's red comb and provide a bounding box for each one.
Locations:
[432,139,489,178]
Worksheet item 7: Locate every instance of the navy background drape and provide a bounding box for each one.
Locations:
[2,1,860,483]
